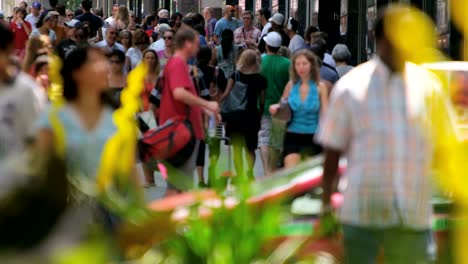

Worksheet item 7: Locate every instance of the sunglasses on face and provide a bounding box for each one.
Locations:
[163,36,173,40]
[67,14,73,17]
[230,10,235,13]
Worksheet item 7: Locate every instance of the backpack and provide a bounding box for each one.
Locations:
[137,115,195,167]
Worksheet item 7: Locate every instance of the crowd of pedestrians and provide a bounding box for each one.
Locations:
[1,1,445,262]
[1,0,351,186]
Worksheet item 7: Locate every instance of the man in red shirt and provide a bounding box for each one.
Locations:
[160,27,220,195]
[10,7,31,60]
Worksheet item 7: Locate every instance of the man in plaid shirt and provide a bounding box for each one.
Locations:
[317,6,441,263]
[234,11,261,49]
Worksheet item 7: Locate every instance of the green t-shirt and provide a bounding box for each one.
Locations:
[261,54,291,116]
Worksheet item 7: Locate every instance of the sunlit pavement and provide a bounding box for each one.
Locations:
[143,144,265,202]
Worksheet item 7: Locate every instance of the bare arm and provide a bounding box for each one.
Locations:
[125,56,131,72]
[219,78,234,102]
[212,35,220,46]
[318,81,329,116]
[270,81,293,115]
[23,20,31,36]
[281,81,293,100]
[173,87,220,119]
[321,148,341,207]
[97,27,103,42]
[35,129,54,155]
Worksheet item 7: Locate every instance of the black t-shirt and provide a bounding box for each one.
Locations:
[76,12,103,38]
[229,71,267,115]
[56,38,78,59]
[199,64,227,94]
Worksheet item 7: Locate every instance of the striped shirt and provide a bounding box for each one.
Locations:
[316,57,441,229]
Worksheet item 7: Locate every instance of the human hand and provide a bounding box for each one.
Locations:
[269,104,280,115]
[204,101,221,122]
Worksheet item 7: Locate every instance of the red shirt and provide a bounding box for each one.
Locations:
[10,21,31,50]
[160,56,204,140]
[146,29,153,38]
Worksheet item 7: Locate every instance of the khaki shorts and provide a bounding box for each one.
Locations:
[258,116,272,147]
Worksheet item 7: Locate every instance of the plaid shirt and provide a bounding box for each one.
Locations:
[234,26,262,45]
[316,58,441,229]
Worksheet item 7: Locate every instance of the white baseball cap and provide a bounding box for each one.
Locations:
[263,32,282,48]
[269,13,285,26]
[65,19,82,28]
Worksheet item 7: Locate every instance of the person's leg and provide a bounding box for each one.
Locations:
[196,140,206,186]
[142,163,155,186]
[246,149,256,180]
[382,227,430,264]
[258,116,272,176]
[342,224,379,264]
[165,140,200,192]
[231,135,245,180]
[284,153,301,169]
[207,138,221,185]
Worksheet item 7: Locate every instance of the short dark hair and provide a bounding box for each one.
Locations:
[266,44,280,53]
[194,24,205,37]
[310,38,327,60]
[0,23,14,51]
[107,49,126,63]
[74,8,83,17]
[174,27,198,50]
[259,8,271,20]
[94,7,103,17]
[49,0,58,8]
[192,13,205,27]
[197,46,212,66]
[289,18,299,32]
[159,18,169,24]
[374,11,385,42]
[56,3,66,16]
[146,14,156,26]
[182,16,194,28]
[170,12,183,21]
[16,7,27,17]
[81,0,92,11]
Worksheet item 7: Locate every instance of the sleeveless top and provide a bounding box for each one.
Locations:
[216,45,239,80]
[287,80,320,134]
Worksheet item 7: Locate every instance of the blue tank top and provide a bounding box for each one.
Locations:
[287,80,320,134]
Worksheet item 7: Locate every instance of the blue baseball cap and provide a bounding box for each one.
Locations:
[32,2,41,9]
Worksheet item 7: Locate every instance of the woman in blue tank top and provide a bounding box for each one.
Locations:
[270,49,328,168]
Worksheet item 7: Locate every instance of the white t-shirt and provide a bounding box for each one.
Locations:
[25,14,39,30]
[288,34,305,54]
[126,47,142,70]
[95,40,125,53]
[261,22,272,37]
[30,28,57,43]
[149,38,165,52]
[0,73,42,182]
